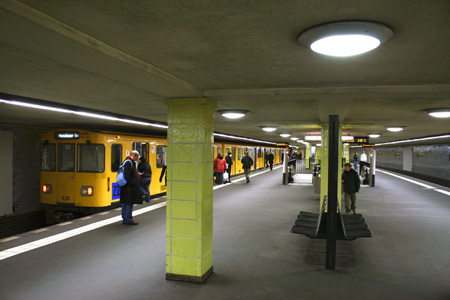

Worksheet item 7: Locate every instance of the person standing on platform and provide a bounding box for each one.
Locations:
[268,151,274,171]
[241,152,254,183]
[120,150,141,225]
[213,153,227,185]
[353,152,359,172]
[137,157,152,203]
[342,163,361,215]
[225,152,233,183]
[360,151,368,162]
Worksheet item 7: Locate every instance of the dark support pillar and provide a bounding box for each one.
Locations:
[326,115,339,270]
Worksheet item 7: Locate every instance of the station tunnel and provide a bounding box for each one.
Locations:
[0,1,449,299]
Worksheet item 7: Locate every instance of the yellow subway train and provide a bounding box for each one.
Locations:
[40,129,283,223]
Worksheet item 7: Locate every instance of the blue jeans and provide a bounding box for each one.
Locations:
[122,204,134,223]
[139,177,151,203]
[215,172,224,185]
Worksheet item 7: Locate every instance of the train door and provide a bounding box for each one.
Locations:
[156,145,167,191]
[253,148,258,170]
[248,148,254,170]
[57,143,76,206]
[232,147,237,175]
[133,142,149,162]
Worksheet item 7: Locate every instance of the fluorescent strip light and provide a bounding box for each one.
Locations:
[73,112,119,121]
[1,100,73,113]
[375,134,450,146]
[305,136,321,141]
[341,136,354,141]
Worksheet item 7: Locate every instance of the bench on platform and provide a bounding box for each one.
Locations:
[290,196,373,240]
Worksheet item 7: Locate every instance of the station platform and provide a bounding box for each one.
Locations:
[1,167,449,300]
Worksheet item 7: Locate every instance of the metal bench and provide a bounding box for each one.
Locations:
[291,196,373,240]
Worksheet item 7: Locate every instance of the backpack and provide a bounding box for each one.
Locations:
[117,159,132,187]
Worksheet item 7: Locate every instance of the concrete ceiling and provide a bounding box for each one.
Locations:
[0,0,449,144]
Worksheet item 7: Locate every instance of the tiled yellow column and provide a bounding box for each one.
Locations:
[319,124,343,211]
[164,97,216,283]
[305,144,311,169]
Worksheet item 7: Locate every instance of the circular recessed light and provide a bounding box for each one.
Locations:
[344,143,350,146]
[424,108,450,118]
[369,134,381,138]
[290,137,299,140]
[218,110,249,119]
[316,143,322,147]
[386,126,405,132]
[261,127,277,132]
[298,21,394,57]
[280,134,291,138]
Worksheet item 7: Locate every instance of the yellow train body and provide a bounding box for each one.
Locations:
[41,129,282,222]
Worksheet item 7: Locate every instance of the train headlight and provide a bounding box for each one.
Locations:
[81,186,94,196]
[42,184,52,193]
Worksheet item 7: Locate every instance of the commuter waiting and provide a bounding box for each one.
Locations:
[137,157,152,203]
[213,152,227,185]
[341,163,361,215]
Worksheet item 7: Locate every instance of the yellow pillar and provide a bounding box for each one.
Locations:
[305,144,311,169]
[165,97,216,283]
[319,124,343,211]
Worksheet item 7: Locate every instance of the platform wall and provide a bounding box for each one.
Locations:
[0,126,47,238]
[371,143,450,187]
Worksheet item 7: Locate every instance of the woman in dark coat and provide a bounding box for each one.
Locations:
[120,151,141,225]
[138,157,152,203]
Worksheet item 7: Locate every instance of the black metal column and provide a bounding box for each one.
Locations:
[326,115,339,270]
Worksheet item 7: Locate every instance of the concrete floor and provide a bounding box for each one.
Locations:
[0,167,449,300]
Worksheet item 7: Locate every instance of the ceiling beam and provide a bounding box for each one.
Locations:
[0,0,202,96]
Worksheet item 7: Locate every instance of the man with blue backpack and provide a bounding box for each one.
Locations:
[117,150,141,225]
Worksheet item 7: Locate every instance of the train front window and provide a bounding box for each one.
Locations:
[156,145,166,168]
[78,144,105,173]
[58,144,75,172]
[111,144,122,172]
[41,144,56,171]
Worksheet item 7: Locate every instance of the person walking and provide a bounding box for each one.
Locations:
[120,150,141,225]
[241,152,254,183]
[342,163,361,215]
[264,152,269,168]
[268,151,274,171]
[213,153,227,185]
[225,152,233,183]
[137,157,152,203]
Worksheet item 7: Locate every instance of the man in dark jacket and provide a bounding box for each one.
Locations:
[225,153,233,183]
[241,152,253,183]
[268,151,274,170]
[341,163,361,214]
[120,150,141,225]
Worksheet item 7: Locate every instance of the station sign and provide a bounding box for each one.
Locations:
[362,143,375,147]
[277,142,289,147]
[54,131,80,140]
[347,136,370,144]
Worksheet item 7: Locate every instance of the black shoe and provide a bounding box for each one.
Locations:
[125,221,139,225]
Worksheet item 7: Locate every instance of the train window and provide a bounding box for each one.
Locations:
[41,144,56,171]
[111,144,122,172]
[156,145,167,168]
[238,148,243,160]
[226,147,231,155]
[77,144,105,173]
[58,144,75,172]
[217,147,222,155]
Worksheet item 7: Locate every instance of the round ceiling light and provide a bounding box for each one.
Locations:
[280,134,291,138]
[219,110,249,119]
[386,126,405,132]
[290,137,299,140]
[369,134,381,138]
[424,108,450,118]
[298,21,394,57]
[261,127,277,132]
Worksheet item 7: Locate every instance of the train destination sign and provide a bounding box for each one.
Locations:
[54,131,80,140]
[347,136,369,144]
